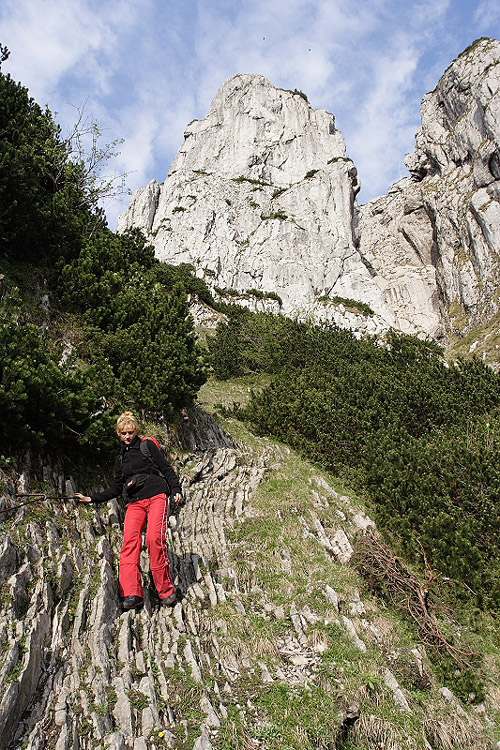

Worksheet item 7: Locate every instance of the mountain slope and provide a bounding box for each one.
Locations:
[1,387,498,750]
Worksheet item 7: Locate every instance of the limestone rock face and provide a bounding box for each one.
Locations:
[119,40,500,344]
[359,37,500,340]
[1,411,493,749]
[119,74,431,337]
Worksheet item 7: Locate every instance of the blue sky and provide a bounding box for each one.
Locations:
[1,0,499,228]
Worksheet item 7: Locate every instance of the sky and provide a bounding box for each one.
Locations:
[1,0,499,229]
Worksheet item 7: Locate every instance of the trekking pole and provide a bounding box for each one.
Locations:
[15,493,78,500]
[0,493,79,515]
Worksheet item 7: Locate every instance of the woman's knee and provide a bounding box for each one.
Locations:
[121,531,143,554]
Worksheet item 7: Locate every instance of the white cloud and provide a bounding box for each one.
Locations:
[2,0,141,102]
[193,0,374,107]
[1,0,496,225]
[474,0,500,27]
[347,36,421,199]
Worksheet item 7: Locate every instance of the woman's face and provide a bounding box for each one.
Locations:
[118,423,138,445]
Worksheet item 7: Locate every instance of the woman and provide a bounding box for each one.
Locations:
[75,411,183,611]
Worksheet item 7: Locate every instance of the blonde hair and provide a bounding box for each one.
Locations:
[116,411,140,435]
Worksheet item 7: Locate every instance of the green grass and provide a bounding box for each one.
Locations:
[195,406,497,747]
[198,374,272,414]
[446,309,500,367]
[193,378,500,745]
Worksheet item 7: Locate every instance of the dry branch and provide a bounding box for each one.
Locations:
[351,532,475,667]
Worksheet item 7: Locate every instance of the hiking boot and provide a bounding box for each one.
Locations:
[160,592,177,607]
[122,595,144,611]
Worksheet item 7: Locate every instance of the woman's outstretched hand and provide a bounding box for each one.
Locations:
[74,492,91,503]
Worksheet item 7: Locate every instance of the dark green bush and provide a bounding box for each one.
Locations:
[0,67,207,458]
[211,310,500,609]
[54,229,206,419]
[0,71,103,263]
[0,291,115,454]
[153,262,216,306]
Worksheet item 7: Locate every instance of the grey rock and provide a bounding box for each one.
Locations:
[201,694,221,727]
[384,668,410,711]
[341,615,367,651]
[118,41,500,349]
[2,395,490,748]
[193,724,214,750]
[440,686,467,716]
[348,589,366,616]
[55,554,74,598]
[325,585,340,612]
[9,562,33,618]
[118,75,404,336]
[351,512,375,531]
[104,733,127,750]
[0,535,18,584]
[258,660,274,684]
[330,529,354,564]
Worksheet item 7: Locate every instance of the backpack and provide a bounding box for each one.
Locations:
[140,436,162,473]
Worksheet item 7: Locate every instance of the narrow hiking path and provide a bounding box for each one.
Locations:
[0,407,495,749]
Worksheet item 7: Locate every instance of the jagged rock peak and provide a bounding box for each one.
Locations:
[406,37,500,184]
[358,37,500,350]
[169,73,346,186]
[119,74,385,333]
[120,40,500,351]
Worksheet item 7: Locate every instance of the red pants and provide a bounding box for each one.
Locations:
[119,493,175,600]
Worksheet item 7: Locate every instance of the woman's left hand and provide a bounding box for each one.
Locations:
[174,493,183,505]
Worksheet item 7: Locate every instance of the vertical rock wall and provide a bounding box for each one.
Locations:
[119,40,500,345]
[118,75,437,338]
[359,38,500,340]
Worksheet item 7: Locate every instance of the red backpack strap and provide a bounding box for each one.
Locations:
[142,436,161,449]
[140,437,163,475]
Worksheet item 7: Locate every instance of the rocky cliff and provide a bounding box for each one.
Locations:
[118,38,500,350]
[358,37,500,349]
[1,401,497,750]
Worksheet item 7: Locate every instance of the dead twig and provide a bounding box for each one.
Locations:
[0,493,77,515]
[352,532,475,667]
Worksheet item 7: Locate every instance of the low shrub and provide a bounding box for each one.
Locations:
[210,309,500,610]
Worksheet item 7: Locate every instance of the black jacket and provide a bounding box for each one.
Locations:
[91,436,182,504]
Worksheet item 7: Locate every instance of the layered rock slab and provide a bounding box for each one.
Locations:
[0,409,495,749]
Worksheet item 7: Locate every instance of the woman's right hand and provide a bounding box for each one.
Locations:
[74,492,92,503]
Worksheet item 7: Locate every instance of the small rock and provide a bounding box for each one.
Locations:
[330,530,354,563]
[325,585,340,611]
[341,616,367,651]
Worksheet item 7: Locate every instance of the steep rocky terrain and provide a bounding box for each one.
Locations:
[3,37,500,750]
[119,38,500,353]
[358,37,500,354]
[1,397,498,750]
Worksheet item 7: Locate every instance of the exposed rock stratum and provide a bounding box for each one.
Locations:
[0,407,495,749]
[119,38,500,350]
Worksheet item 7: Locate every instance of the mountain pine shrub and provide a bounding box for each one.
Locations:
[0,291,116,454]
[0,67,207,457]
[0,70,104,263]
[210,310,500,610]
[53,228,206,419]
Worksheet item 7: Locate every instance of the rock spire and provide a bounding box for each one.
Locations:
[119,39,500,348]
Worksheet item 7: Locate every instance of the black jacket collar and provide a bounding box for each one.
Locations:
[120,435,141,453]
